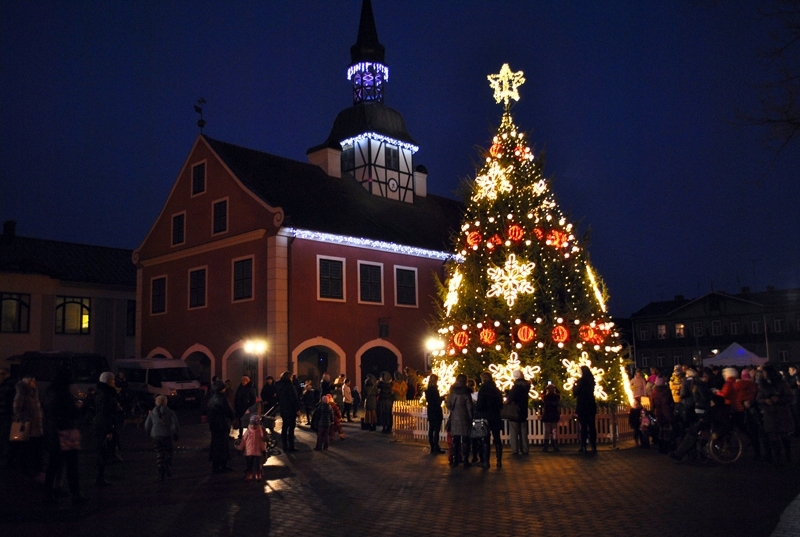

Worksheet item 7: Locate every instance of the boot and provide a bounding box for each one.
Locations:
[479,443,490,468]
[552,439,560,452]
[462,439,471,468]
[542,439,550,452]
[255,471,262,481]
[495,443,503,469]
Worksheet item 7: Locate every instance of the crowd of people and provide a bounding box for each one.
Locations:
[628,363,799,465]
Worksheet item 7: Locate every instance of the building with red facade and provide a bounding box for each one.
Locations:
[133,1,462,392]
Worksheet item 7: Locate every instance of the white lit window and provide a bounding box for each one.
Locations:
[675,323,685,338]
[657,324,667,339]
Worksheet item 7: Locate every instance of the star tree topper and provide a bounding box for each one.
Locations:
[487,253,535,307]
[487,64,525,107]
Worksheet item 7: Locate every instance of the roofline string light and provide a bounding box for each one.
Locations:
[284,228,460,261]
[340,132,419,154]
[347,62,389,82]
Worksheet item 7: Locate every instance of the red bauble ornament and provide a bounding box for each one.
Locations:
[551,325,570,343]
[479,328,497,346]
[517,324,536,343]
[489,234,503,246]
[513,145,527,160]
[489,143,502,157]
[507,224,524,242]
[532,228,544,240]
[546,230,569,248]
[466,231,482,247]
[453,331,470,348]
[579,324,606,345]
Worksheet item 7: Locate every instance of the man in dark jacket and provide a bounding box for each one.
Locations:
[475,372,504,468]
[425,375,445,455]
[276,372,301,451]
[234,376,257,438]
[260,376,278,413]
[93,371,120,486]
[507,371,530,455]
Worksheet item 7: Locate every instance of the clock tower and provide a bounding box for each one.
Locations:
[307,0,423,203]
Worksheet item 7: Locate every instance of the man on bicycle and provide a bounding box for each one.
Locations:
[670,368,727,461]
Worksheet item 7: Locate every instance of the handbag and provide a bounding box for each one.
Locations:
[58,428,81,451]
[501,401,520,421]
[470,418,489,438]
[10,421,31,442]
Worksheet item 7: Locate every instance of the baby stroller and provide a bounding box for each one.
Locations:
[235,404,280,455]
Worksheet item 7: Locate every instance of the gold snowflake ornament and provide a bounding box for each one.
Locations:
[472,161,514,202]
[486,253,535,307]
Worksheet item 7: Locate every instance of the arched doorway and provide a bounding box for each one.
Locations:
[360,346,398,387]
[225,348,259,388]
[297,345,342,386]
[185,351,212,385]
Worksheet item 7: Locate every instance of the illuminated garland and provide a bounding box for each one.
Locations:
[586,265,607,313]
[421,359,459,399]
[486,253,535,306]
[340,132,419,153]
[284,228,453,260]
[561,352,608,401]
[620,360,636,406]
[489,351,541,399]
[443,268,463,316]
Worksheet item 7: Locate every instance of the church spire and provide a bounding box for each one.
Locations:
[347,0,388,105]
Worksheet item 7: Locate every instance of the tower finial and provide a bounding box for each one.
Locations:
[350,0,384,64]
[347,0,388,105]
[487,64,525,110]
[194,97,206,133]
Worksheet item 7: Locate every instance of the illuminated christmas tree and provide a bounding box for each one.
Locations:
[431,64,628,405]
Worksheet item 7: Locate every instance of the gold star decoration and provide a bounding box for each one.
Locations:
[487,64,525,106]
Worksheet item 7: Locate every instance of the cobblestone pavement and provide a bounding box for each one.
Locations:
[2,410,800,537]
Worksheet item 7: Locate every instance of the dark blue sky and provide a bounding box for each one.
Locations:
[1,1,798,318]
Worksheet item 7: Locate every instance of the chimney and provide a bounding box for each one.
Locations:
[3,220,16,238]
[414,164,428,197]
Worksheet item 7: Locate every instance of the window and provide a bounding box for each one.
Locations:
[126,300,136,337]
[711,320,722,336]
[730,321,739,335]
[233,258,253,301]
[675,323,685,338]
[638,326,649,341]
[192,162,206,195]
[318,257,344,300]
[341,146,355,173]
[693,321,703,337]
[55,296,90,335]
[640,352,650,368]
[657,324,667,339]
[395,267,417,306]
[774,318,784,333]
[385,145,399,171]
[212,199,228,234]
[673,351,682,366]
[151,277,166,314]
[778,349,789,363]
[656,352,665,367]
[751,318,763,334]
[359,262,382,303]
[1,293,30,333]
[189,268,207,308]
[172,213,185,246]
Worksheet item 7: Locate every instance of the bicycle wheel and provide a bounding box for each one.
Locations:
[709,430,742,464]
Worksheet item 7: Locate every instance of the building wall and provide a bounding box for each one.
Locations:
[0,272,134,366]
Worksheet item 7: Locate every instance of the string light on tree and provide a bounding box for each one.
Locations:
[562,352,608,401]
[488,352,541,398]
[486,253,535,307]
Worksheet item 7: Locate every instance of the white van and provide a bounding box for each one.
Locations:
[115,358,202,405]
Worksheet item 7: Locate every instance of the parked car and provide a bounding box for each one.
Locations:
[16,351,110,407]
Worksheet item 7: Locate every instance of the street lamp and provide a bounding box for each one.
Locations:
[244,339,267,355]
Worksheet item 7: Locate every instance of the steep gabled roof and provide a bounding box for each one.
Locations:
[203,136,463,253]
[631,288,800,318]
[0,233,135,288]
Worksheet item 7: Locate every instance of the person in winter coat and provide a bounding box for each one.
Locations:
[363,375,378,431]
[649,376,675,452]
[475,372,503,469]
[506,370,530,455]
[234,376,257,438]
[13,376,45,477]
[260,376,278,414]
[541,383,561,452]
[351,384,361,419]
[574,365,597,453]
[377,372,394,433]
[276,371,301,452]
[670,368,719,461]
[342,378,353,422]
[207,380,235,473]
[144,395,180,480]
[425,375,445,455]
[757,364,795,464]
[678,368,698,425]
[301,381,320,425]
[630,370,647,401]
[736,369,762,460]
[237,413,266,481]
[447,374,474,468]
[787,365,800,435]
[314,395,334,451]
[92,372,120,485]
[43,367,85,504]
[320,373,332,398]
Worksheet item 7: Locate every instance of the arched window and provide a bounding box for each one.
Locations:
[1,293,30,333]
[55,296,91,334]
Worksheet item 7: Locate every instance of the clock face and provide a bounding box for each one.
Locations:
[388,178,399,192]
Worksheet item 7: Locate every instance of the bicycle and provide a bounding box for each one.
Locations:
[691,425,743,464]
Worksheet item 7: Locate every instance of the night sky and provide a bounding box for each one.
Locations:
[1,1,798,318]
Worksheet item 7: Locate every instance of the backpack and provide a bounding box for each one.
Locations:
[310,404,322,432]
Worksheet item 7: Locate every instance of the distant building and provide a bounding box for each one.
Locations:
[133,0,462,391]
[629,287,800,369]
[0,220,136,365]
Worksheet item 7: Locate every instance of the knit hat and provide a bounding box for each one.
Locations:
[723,367,738,380]
[249,413,261,424]
[685,368,697,378]
[99,371,115,384]
[512,370,523,380]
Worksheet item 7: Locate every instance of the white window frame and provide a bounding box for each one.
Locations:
[191,160,207,197]
[171,211,186,247]
[657,324,667,339]
[150,275,168,316]
[751,318,762,334]
[711,320,722,336]
[638,326,649,341]
[231,255,255,303]
[394,265,418,308]
[317,255,346,303]
[357,260,384,305]
[640,352,650,368]
[774,318,784,333]
[656,352,665,367]
[778,349,789,363]
[693,321,703,337]
[730,321,739,335]
[673,351,682,366]
[211,197,229,236]
[675,323,685,338]
[188,266,208,310]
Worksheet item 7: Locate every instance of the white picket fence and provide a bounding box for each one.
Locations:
[392,401,634,446]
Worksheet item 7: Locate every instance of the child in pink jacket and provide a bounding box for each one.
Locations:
[238,413,266,481]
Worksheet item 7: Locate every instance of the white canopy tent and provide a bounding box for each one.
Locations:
[703,342,767,367]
